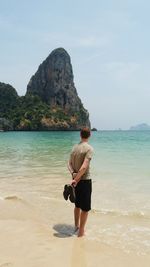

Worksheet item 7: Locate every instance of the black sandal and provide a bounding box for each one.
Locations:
[63,184,76,203]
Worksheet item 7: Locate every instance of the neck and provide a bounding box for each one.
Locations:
[81,138,88,143]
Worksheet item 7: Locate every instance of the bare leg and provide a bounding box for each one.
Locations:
[78,211,88,237]
[74,207,80,229]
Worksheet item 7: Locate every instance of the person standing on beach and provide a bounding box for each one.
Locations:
[68,127,93,237]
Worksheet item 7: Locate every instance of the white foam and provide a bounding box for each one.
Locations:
[129,226,150,233]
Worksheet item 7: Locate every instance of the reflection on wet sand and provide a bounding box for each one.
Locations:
[71,239,87,267]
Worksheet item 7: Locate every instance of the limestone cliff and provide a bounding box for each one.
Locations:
[0,48,91,130]
[26,48,90,129]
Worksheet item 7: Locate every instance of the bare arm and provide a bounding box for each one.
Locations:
[71,158,90,186]
[67,159,74,175]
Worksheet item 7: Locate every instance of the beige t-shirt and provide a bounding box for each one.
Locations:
[70,141,93,180]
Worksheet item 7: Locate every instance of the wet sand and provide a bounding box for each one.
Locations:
[0,195,150,267]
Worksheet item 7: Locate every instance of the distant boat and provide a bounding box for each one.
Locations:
[0,129,4,132]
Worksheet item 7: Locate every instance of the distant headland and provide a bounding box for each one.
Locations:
[0,48,90,131]
[129,123,150,131]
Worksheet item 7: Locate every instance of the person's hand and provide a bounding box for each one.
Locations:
[72,172,77,179]
[71,179,77,187]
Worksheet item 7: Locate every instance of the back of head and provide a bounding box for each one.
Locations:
[80,127,91,139]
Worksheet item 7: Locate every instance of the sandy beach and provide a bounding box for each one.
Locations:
[0,194,150,267]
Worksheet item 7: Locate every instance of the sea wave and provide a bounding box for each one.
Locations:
[91,208,150,219]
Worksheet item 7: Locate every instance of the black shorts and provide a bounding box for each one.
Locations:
[75,179,92,212]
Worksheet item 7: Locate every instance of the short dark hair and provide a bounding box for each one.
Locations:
[80,127,91,139]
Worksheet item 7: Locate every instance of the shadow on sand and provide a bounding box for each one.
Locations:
[53,224,76,238]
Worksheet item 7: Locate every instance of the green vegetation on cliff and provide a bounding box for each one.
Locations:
[0,83,87,130]
[0,83,19,116]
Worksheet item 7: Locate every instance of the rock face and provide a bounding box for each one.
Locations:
[26,48,90,128]
[0,48,91,130]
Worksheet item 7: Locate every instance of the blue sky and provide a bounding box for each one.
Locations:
[0,0,150,129]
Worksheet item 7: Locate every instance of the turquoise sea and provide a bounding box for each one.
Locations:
[0,131,150,254]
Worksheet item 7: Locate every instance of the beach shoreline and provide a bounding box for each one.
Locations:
[0,194,150,267]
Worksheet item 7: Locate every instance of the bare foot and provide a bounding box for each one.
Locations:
[78,229,85,237]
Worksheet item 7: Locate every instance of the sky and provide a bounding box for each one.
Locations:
[0,0,150,130]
